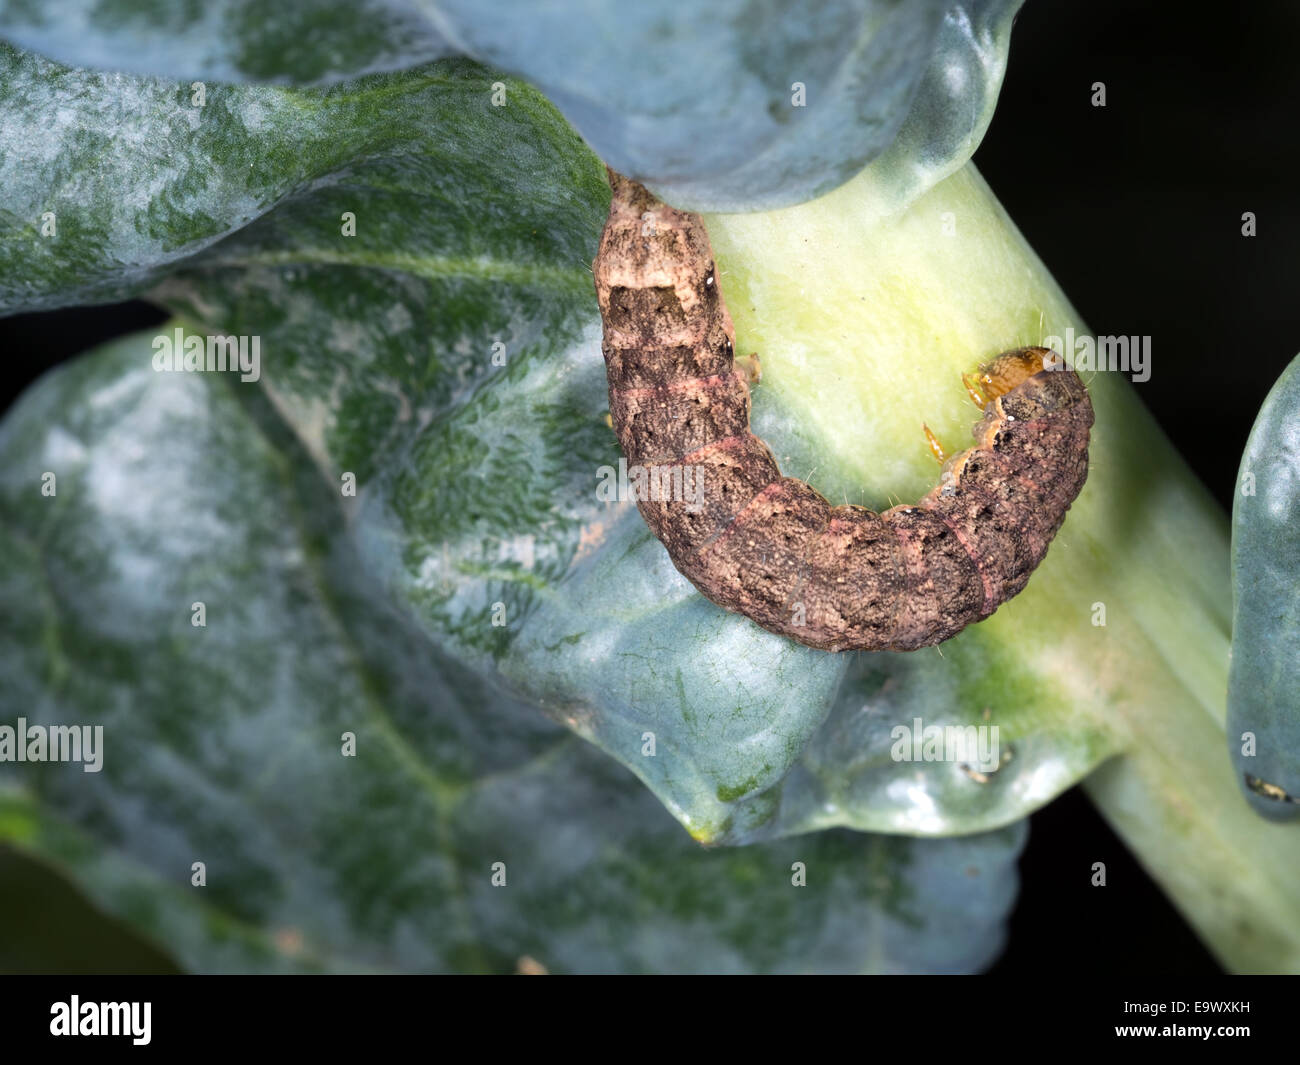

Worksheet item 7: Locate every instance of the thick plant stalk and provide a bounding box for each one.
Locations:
[701,161,1300,973]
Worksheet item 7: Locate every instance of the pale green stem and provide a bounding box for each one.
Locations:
[704,162,1300,973]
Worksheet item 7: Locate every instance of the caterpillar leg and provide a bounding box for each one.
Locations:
[736,351,762,384]
[961,372,987,409]
[922,423,947,464]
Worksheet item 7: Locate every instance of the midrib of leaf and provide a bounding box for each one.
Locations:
[227,376,495,973]
[198,248,594,292]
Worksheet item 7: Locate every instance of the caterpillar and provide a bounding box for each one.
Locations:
[593,170,1093,652]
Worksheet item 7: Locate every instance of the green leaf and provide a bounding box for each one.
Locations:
[0,0,450,83]
[0,46,596,314]
[131,62,1124,842]
[0,331,1025,974]
[0,0,1023,212]
[422,0,1025,211]
[0,47,1118,841]
[1228,353,1300,820]
[6,36,1300,972]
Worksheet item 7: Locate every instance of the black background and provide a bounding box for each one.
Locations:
[5,0,1299,975]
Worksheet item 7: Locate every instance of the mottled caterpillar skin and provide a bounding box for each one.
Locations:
[593,172,1094,652]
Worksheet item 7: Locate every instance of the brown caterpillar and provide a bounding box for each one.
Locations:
[593,171,1093,652]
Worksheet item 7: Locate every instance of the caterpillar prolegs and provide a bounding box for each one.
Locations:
[593,171,1094,652]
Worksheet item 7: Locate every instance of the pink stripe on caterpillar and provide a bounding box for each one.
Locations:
[693,479,790,549]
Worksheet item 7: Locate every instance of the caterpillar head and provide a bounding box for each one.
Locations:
[963,347,1060,408]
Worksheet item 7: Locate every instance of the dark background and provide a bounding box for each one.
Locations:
[5,0,1299,974]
